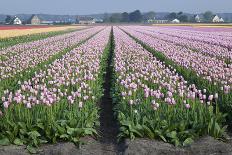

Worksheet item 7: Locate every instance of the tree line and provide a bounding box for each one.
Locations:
[103,10,231,23]
[103,10,156,23]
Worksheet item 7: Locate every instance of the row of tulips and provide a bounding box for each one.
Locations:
[0,27,102,81]
[133,26,232,62]
[0,27,111,152]
[112,27,226,146]
[120,26,232,122]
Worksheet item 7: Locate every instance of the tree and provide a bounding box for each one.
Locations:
[103,13,110,23]
[129,10,143,22]
[143,11,156,21]
[5,15,12,24]
[166,12,177,20]
[121,12,129,22]
[179,15,188,22]
[109,13,122,23]
[177,11,183,16]
[203,11,213,22]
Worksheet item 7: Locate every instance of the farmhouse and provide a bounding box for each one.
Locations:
[194,15,201,22]
[93,18,103,23]
[171,19,180,23]
[219,18,224,22]
[153,20,169,24]
[212,15,224,23]
[11,16,22,25]
[76,16,95,24]
[28,15,41,25]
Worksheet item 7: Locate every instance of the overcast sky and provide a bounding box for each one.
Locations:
[0,0,231,15]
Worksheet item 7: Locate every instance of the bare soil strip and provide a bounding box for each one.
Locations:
[99,28,126,155]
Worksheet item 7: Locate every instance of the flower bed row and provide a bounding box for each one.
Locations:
[0,27,111,153]
[112,27,226,147]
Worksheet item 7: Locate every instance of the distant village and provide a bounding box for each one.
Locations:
[1,12,228,25]
[3,14,103,25]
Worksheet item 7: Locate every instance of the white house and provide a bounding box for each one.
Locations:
[28,15,41,25]
[76,16,95,25]
[194,15,201,22]
[93,18,103,23]
[12,16,22,25]
[219,18,224,22]
[212,15,224,23]
[171,19,180,23]
[153,20,169,24]
[212,15,220,22]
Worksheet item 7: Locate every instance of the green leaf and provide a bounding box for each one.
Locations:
[72,137,80,143]
[18,122,26,129]
[183,138,194,146]
[19,129,27,135]
[60,134,69,139]
[28,131,41,138]
[13,138,24,146]
[166,131,177,139]
[39,139,48,144]
[70,119,77,127]
[173,139,180,146]
[208,106,214,115]
[0,138,10,145]
[159,135,167,142]
[130,128,143,137]
[142,125,154,139]
[36,123,44,130]
[67,127,75,135]
[27,145,37,154]
[83,128,91,135]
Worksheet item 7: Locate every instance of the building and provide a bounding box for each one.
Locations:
[219,18,224,22]
[212,15,224,23]
[147,19,155,24]
[41,21,54,25]
[28,15,41,25]
[93,18,103,23]
[171,19,180,23]
[194,15,201,22]
[153,20,169,24]
[76,16,95,25]
[11,16,22,25]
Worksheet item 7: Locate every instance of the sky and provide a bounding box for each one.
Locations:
[0,0,231,15]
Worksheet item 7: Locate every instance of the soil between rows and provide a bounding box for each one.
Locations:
[98,29,126,154]
[0,136,232,155]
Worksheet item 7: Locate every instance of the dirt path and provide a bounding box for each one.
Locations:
[99,28,125,155]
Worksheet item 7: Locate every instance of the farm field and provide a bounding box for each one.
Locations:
[0,25,232,154]
[0,25,85,39]
[0,25,52,30]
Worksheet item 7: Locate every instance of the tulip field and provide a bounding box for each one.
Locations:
[0,26,86,50]
[0,26,84,39]
[0,25,231,153]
